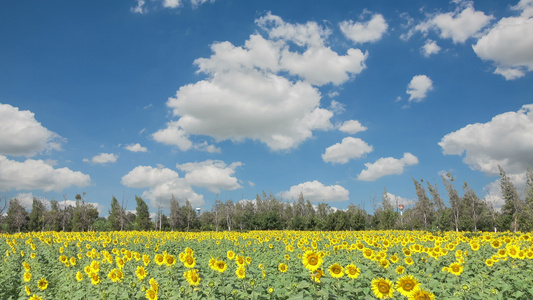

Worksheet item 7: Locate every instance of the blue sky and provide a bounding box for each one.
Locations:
[1,0,532,216]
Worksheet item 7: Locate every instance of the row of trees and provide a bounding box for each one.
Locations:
[1,166,532,233]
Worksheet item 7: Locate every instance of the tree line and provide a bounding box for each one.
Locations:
[1,166,532,233]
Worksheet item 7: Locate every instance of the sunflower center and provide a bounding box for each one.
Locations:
[403,281,414,290]
[309,256,317,265]
[378,283,389,293]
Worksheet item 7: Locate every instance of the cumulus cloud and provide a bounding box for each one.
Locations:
[339,13,388,44]
[414,3,493,43]
[0,155,91,192]
[322,137,373,164]
[84,153,118,164]
[406,75,433,102]
[0,103,63,157]
[421,39,441,57]
[472,1,533,80]
[121,165,204,208]
[125,143,148,152]
[483,172,527,211]
[357,153,419,181]
[279,180,349,202]
[163,0,181,8]
[385,192,416,208]
[338,120,367,135]
[156,13,368,152]
[177,160,243,193]
[439,104,533,175]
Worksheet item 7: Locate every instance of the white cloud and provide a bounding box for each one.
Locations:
[0,103,63,157]
[85,153,118,164]
[163,0,181,8]
[483,172,527,211]
[156,13,368,152]
[322,137,373,164]
[279,180,349,202]
[415,3,493,43]
[357,153,419,181]
[256,12,331,48]
[439,104,533,175]
[339,13,388,44]
[121,165,204,208]
[131,0,146,14]
[421,39,441,57]
[338,120,367,135]
[125,143,148,152]
[194,141,221,153]
[0,155,91,192]
[406,75,433,102]
[177,160,243,193]
[385,192,416,208]
[152,121,193,151]
[472,1,533,80]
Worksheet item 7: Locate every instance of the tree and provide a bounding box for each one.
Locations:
[461,182,486,231]
[169,195,183,231]
[108,196,122,231]
[28,197,47,232]
[182,199,196,232]
[412,179,433,230]
[521,167,533,231]
[134,196,152,231]
[499,166,522,232]
[442,174,461,232]
[6,198,29,233]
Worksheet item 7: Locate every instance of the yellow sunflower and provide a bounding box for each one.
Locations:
[184,269,201,286]
[149,278,159,292]
[235,255,246,266]
[448,262,463,276]
[76,271,83,282]
[37,278,48,290]
[278,263,288,273]
[395,265,405,274]
[227,250,235,260]
[164,254,176,266]
[154,254,165,266]
[136,266,148,281]
[25,285,31,296]
[396,275,419,297]
[183,254,196,268]
[145,288,158,300]
[215,260,228,273]
[371,277,394,299]
[408,287,435,300]
[28,295,42,300]
[312,269,325,283]
[345,264,361,279]
[90,272,100,285]
[328,263,344,279]
[23,272,31,282]
[302,251,323,271]
[236,266,246,279]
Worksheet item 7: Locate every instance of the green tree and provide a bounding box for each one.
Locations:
[498,166,522,232]
[6,198,29,233]
[412,178,433,230]
[134,196,152,231]
[28,197,47,232]
[442,174,461,232]
[108,196,122,231]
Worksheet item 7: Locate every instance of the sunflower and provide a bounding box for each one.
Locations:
[278,263,288,273]
[154,254,165,266]
[395,265,405,274]
[107,269,119,282]
[302,251,323,271]
[236,267,246,279]
[312,269,325,283]
[143,254,150,266]
[37,278,48,290]
[136,266,148,281]
[345,264,361,279]
[227,250,236,260]
[164,254,176,266]
[236,255,246,266]
[28,295,42,300]
[405,257,414,266]
[90,272,100,285]
[396,275,419,297]
[149,278,159,292]
[184,269,201,286]
[371,277,394,299]
[491,240,501,249]
[145,288,158,300]
[507,244,520,259]
[183,254,196,268]
[448,262,463,276]
[380,259,390,269]
[25,285,31,296]
[90,260,100,272]
[408,287,435,300]
[327,263,344,279]
[70,257,77,266]
[215,260,228,273]
[23,272,31,282]
[76,271,83,282]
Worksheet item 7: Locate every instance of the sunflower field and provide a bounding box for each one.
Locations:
[1,230,533,300]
